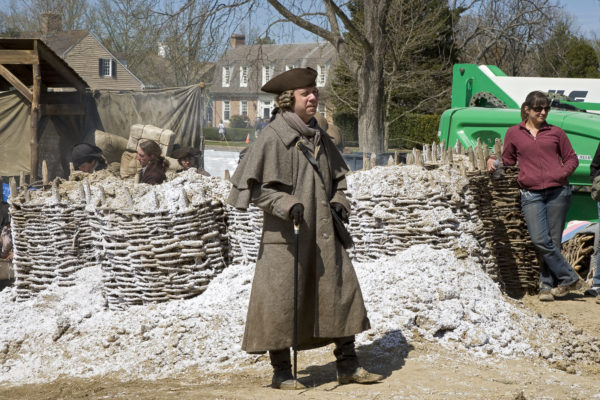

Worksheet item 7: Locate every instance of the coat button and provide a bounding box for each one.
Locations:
[323,233,329,239]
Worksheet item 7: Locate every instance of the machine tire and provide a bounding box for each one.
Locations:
[469,91,506,108]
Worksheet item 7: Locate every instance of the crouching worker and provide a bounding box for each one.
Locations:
[228,67,382,389]
[71,143,107,173]
[171,146,210,176]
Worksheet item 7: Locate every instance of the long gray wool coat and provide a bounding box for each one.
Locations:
[228,113,370,353]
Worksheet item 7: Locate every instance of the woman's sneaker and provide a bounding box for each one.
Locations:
[585,286,600,297]
[550,279,584,298]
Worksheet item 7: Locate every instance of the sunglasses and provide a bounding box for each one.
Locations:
[531,106,551,113]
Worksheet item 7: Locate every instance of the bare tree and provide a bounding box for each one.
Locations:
[454,0,563,76]
[264,0,391,153]
[0,0,89,32]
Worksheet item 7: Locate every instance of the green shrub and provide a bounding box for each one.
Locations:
[334,112,440,149]
[229,114,250,129]
[333,112,358,146]
[388,114,440,150]
[205,127,253,141]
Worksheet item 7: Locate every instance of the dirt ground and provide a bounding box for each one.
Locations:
[1,293,599,400]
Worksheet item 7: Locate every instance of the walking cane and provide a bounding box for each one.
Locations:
[293,221,300,383]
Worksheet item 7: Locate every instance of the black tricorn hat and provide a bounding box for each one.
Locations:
[171,146,201,159]
[261,67,318,94]
[71,143,103,168]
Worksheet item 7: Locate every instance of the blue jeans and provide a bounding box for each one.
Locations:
[594,203,600,287]
[520,186,580,288]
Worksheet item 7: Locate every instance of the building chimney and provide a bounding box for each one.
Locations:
[230,34,245,48]
[41,12,62,35]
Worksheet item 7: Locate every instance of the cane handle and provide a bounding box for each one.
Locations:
[294,222,300,234]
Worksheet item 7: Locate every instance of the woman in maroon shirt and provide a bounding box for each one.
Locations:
[137,140,169,185]
[487,91,583,301]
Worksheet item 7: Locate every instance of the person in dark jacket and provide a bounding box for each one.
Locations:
[137,140,169,185]
[71,143,107,173]
[487,91,582,301]
[587,144,600,303]
[228,67,381,390]
[171,146,210,176]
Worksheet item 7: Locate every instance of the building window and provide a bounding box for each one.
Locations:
[317,64,327,87]
[223,100,230,121]
[285,64,295,71]
[99,58,114,77]
[241,100,248,116]
[262,65,274,85]
[222,66,231,87]
[240,66,248,87]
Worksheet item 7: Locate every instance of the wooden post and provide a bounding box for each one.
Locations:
[431,142,438,163]
[363,153,369,170]
[30,45,42,182]
[447,147,453,163]
[124,187,134,208]
[9,177,17,199]
[180,187,189,208]
[456,139,462,155]
[494,138,502,157]
[370,152,377,169]
[406,153,414,164]
[69,162,75,176]
[394,150,399,165]
[224,169,230,181]
[42,160,49,187]
[468,147,476,171]
[415,149,423,167]
[423,144,431,163]
[19,171,26,189]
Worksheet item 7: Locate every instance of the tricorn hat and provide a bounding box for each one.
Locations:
[171,146,201,160]
[71,143,104,168]
[261,67,318,94]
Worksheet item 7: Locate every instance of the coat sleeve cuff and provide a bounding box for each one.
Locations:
[273,194,301,221]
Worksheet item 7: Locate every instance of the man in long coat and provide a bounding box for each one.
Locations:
[228,67,382,389]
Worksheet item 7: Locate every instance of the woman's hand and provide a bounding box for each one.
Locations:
[487,157,497,172]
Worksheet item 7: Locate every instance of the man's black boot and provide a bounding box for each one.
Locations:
[333,337,383,384]
[269,348,306,390]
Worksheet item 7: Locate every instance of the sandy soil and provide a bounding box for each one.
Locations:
[2,293,599,400]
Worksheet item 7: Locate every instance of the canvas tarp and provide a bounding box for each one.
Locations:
[86,85,206,147]
[0,84,207,179]
[0,91,30,177]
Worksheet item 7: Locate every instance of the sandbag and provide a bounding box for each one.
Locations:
[127,124,174,157]
[120,151,139,179]
[95,130,128,164]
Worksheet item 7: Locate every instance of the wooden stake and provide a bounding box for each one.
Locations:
[19,171,26,189]
[370,152,377,169]
[224,169,230,181]
[9,177,17,199]
[42,160,49,187]
[363,153,368,170]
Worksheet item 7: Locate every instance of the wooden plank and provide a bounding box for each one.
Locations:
[0,64,32,102]
[0,50,38,64]
[36,42,87,92]
[42,103,85,115]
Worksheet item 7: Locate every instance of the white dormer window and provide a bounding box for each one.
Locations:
[285,64,295,71]
[222,66,231,87]
[317,64,327,87]
[240,66,248,87]
[262,65,274,85]
[99,58,114,77]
